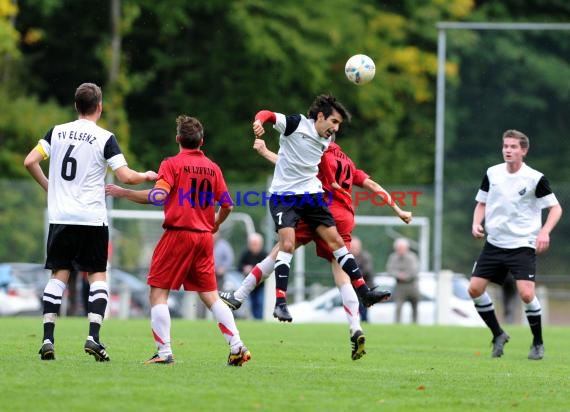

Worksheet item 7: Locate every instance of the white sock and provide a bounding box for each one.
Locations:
[339,283,361,334]
[234,273,257,302]
[234,255,276,301]
[473,292,495,313]
[211,299,241,348]
[151,304,172,357]
[524,296,542,316]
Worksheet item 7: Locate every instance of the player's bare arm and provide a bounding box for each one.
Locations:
[472,202,486,239]
[213,205,233,234]
[23,147,48,192]
[114,165,158,185]
[253,138,278,164]
[536,203,562,254]
[105,177,169,204]
[362,178,412,224]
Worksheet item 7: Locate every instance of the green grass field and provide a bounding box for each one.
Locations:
[2,317,569,412]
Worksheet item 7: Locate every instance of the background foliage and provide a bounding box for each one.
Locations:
[1,0,569,276]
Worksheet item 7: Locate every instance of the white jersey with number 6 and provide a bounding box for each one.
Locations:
[38,118,127,225]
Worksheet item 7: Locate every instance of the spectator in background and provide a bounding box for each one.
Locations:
[214,232,235,290]
[350,236,374,322]
[502,273,518,324]
[238,233,268,320]
[386,238,420,324]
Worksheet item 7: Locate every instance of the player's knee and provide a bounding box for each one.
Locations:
[280,240,295,253]
[519,289,535,304]
[467,284,483,299]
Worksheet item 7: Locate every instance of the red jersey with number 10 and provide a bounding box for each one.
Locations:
[158,149,232,231]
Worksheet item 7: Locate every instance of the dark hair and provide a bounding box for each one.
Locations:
[307,94,352,123]
[74,83,102,115]
[503,129,529,150]
[176,115,204,149]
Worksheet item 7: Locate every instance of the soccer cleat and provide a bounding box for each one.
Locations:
[528,343,544,360]
[227,346,251,366]
[39,341,55,360]
[491,332,510,358]
[273,302,293,322]
[144,353,175,364]
[219,291,242,310]
[361,287,391,307]
[84,338,110,362]
[350,330,366,361]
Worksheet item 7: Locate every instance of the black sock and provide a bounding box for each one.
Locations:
[527,314,543,345]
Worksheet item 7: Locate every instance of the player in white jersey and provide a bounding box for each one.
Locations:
[253,94,390,322]
[24,83,158,362]
[469,129,562,360]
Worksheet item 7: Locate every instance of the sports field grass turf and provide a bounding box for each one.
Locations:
[2,317,568,411]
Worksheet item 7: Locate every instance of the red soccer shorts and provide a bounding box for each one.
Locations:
[147,230,217,292]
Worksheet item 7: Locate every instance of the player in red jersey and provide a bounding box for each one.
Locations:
[106,115,251,366]
[220,138,412,360]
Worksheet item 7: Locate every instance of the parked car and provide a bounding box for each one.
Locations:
[0,263,47,316]
[287,272,484,326]
[108,268,151,318]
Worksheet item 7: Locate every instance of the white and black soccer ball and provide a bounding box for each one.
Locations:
[345,54,376,85]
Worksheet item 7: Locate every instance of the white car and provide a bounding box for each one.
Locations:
[0,263,45,316]
[287,272,484,327]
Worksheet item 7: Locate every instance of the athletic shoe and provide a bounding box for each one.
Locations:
[361,287,391,307]
[39,341,55,360]
[273,302,292,322]
[84,338,110,362]
[219,291,242,310]
[491,332,510,358]
[350,330,366,361]
[227,346,251,366]
[144,353,175,364]
[528,343,545,360]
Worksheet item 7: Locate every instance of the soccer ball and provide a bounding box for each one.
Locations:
[344,54,375,85]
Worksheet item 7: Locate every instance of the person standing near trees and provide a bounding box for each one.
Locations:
[24,82,158,361]
[386,238,420,324]
[469,129,562,360]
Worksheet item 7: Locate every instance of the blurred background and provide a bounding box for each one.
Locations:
[1,0,569,323]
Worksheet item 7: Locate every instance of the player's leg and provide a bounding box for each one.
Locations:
[144,286,174,364]
[144,230,193,364]
[469,245,509,357]
[511,248,544,360]
[220,243,279,309]
[330,260,366,360]
[268,196,300,322]
[39,269,69,360]
[201,290,251,366]
[315,224,390,307]
[39,224,73,360]
[83,270,111,361]
[72,226,111,362]
[273,227,296,321]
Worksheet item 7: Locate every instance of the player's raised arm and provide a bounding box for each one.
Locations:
[114,165,158,185]
[252,110,276,138]
[362,177,412,224]
[105,179,170,204]
[253,138,278,164]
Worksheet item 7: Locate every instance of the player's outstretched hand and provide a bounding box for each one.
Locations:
[144,171,158,181]
[399,210,413,224]
[105,184,128,198]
